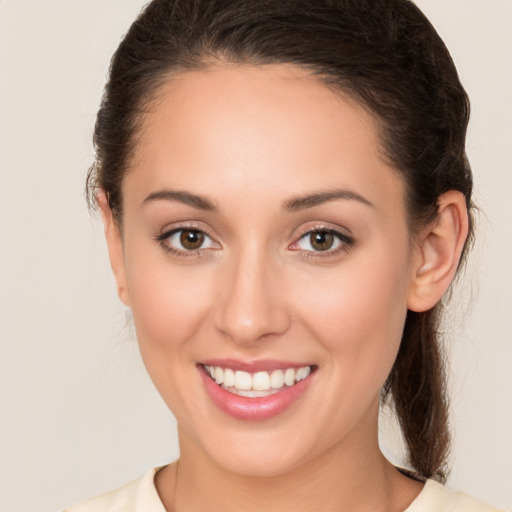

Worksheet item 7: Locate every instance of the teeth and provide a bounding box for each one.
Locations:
[234,371,252,390]
[270,369,284,389]
[204,364,313,395]
[296,366,311,382]
[224,368,235,387]
[253,371,271,391]
[284,368,295,386]
[215,366,224,385]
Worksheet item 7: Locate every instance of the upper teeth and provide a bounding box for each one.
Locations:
[204,365,312,393]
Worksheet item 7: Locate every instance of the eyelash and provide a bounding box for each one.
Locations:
[290,227,355,258]
[155,225,354,259]
[155,225,218,258]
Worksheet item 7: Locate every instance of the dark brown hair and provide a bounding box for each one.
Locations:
[87,0,473,482]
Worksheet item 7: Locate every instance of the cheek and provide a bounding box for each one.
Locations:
[292,250,411,382]
[125,250,214,361]
[125,256,219,423]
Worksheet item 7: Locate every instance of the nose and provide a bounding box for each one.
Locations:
[213,247,291,346]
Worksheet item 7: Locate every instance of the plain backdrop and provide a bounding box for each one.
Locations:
[0,1,511,511]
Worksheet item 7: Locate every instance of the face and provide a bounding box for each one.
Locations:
[110,64,420,476]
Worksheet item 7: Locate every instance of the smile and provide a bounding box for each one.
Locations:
[199,362,316,420]
[203,364,313,397]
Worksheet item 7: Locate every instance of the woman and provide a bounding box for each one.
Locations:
[65,0,503,510]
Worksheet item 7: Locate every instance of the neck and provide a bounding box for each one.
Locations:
[155,419,422,512]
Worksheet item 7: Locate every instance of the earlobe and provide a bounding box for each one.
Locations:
[407,190,469,312]
[97,190,131,308]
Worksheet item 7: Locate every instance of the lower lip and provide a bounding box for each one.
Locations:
[199,366,314,421]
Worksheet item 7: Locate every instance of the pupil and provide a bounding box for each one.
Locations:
[311,231,333,251]
[180,230,204,250]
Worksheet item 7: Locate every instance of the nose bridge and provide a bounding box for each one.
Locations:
[214,242,289,344]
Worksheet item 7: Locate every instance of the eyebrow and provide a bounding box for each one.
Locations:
[142,190,217,211]
[142,188,374,213]
[283,189,374,212]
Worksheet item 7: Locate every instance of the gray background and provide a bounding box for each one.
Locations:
[1,1,511,510]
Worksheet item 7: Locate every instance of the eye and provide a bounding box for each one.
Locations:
[159,228,217,253]
[291,228,353,254]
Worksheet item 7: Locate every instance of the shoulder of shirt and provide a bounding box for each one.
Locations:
[60,467,166,512]
[406,479,506,512]
[60,478,139,512]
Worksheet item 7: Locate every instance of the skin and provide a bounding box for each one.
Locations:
[101,63,469,512]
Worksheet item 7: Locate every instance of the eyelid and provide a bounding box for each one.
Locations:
[156,220,216,239]
[288,224,355,255]
[155,222,221,256]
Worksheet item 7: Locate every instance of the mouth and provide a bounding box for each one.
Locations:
[199,361,317,420]
[202,364,314,397]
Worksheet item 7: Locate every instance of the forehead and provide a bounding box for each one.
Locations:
[125,63,405,216]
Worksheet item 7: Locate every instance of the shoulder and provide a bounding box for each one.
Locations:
[61,467,166,512]
[406,479,506,512]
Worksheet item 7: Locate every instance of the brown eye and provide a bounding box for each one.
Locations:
[159,228,216,253]
[180,229,205,250]
[309,230,335,251]
[291,228,352,255]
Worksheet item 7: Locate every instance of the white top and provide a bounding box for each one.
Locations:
[62,467,504,512]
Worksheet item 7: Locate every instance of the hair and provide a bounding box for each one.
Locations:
[87,0,473,482]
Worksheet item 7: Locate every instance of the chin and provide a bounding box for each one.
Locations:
[190,422,325,478]
[211,447,306,478]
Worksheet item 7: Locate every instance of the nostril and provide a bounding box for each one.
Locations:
[213,261,291,343]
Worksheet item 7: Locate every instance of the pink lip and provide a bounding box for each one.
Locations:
[200,358,311,372]
[198,363,315,421]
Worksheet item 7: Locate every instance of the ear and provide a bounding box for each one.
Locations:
[97,190,131,308]
[407,190,469,312]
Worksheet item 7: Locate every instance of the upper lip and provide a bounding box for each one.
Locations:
[199,359,315,372]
